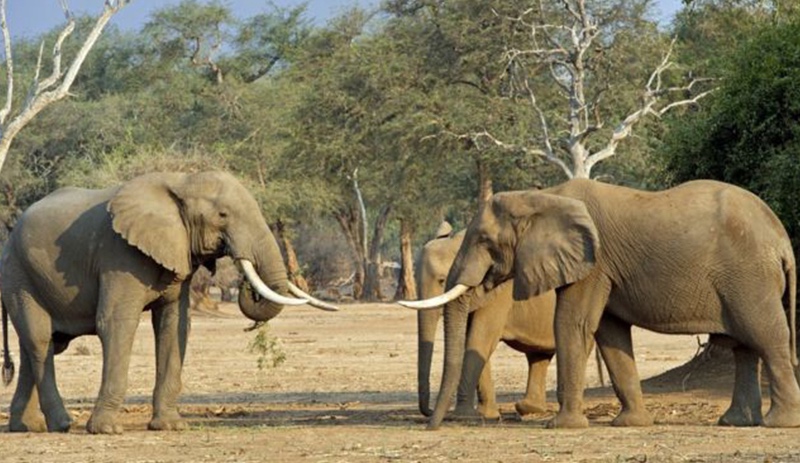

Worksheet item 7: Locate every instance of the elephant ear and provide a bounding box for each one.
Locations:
[434,220,453,239]
[107,173,191,279]
[498,192,599,300]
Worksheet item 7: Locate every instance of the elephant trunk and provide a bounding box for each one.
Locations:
[429,293,472,430]
[417,309,441,417]
[236,235,290,322]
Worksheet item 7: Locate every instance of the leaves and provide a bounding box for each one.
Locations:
[658,18,800,252]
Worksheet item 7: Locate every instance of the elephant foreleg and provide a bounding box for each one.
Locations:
[86,293,143,434]
[453,348,486,418]
[148,286,190,431]
[549,273,611,429]
[515,352,552,416]
[454,309,504,419]
[476,359,500,419]
[595,314,652,427]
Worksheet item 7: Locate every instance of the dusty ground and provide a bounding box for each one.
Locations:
[1,302,799,462]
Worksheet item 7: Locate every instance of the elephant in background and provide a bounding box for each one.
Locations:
[1,171,334,434]
[416,222,556,422]
[406,178,800,429]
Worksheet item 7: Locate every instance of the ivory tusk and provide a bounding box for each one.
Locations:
[397,284,470,310]
[288,282,340,312]
[238,259,308,306]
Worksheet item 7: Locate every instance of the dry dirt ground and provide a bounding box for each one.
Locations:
[1,302,799,462]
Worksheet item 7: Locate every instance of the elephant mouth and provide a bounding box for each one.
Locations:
[193,240,228,270]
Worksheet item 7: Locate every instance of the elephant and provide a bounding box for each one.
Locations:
[416,222,556,422]
[0,171,335,434]
[403,178,800,430]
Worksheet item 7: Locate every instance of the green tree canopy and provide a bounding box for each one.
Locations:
[658,19,800,250]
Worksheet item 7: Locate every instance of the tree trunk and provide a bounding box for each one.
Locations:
[0,2,129,175]
[394,218,417,300]
[219,287,234,302]
[190,266,218,312]
[362,205,391,301]
[273,219,309,293]
[476,158,493,208]
[334,207,365,300]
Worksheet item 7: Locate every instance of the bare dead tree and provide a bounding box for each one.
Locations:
[0,0,130,176]
[452,0,714,180]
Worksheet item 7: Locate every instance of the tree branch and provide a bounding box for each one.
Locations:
[0,0,12,126]
[440,128,574,179]
[0,0,129,175]
[35,12,76,94]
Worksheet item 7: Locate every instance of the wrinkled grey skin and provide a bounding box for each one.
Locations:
[436,179,800,429]
[1,171,291,434]
[417,228,555,426]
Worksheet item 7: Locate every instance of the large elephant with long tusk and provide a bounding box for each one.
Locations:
[403,179,800,430]
[0,171,336,434]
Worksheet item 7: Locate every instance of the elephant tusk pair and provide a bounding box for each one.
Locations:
[287,282,340,311]
[238,259,341,311]
[397,284,470,310]
[239,259,308,306]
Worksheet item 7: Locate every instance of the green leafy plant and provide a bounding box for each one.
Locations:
[247,323,287,370]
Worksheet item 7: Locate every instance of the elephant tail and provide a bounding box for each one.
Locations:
[785,257,797,368]
[2,299,13,386]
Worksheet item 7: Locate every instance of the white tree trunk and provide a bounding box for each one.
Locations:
[0,0,129,175]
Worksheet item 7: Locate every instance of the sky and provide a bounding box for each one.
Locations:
[7,0,379,38]
[8,0,684,39]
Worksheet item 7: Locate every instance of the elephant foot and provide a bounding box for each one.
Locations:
[762,405,800,428]
[515,399,547,416]
[452,404,482,419]
[477,403,501,420]
[546,410,589,429]
[45,412,73,433]
[86,411,124,435]
[148,412,187,431]
[719,406,762,427]
[611,409,653,427]
[9,414,47,433]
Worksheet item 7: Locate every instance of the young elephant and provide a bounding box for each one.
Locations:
[416,223,556,421]
[1,171,334,434]
[405,179,800,430]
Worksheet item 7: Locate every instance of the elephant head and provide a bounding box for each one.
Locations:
[107,171,322,323]
[401,191,599,429]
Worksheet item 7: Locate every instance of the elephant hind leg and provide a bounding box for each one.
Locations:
[8,348,46,432]
[728,298,800,427]
[759,337,800,427]
[7,293,71,433]
[718,344,762,426]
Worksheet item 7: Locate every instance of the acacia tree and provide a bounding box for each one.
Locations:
[436,0,713,180]
[142,0,232,84]
[281,7,397,301]
[0,0,129,176]
[660,19,800,250]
